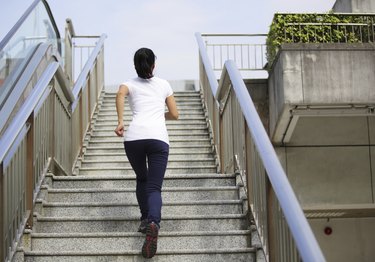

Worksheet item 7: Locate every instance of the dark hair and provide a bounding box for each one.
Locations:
[134,48,156,79]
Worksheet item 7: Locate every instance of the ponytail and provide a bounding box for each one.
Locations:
[134,48,156,79]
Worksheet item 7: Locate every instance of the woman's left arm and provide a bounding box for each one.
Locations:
[114,84,129,136]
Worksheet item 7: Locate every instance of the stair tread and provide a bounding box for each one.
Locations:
[46,185,238,192]
[81,158,214,164]
[85,145,212,149]
[49,174,233,180]
[78,166,217,170]
[24,247,255,255]
[36,213,246,221]
[40,199,242,207]
[30,230,251,238]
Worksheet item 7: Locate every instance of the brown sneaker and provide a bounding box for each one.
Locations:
[141,222,159,258]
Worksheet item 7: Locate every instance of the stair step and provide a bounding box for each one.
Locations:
[80,159,215,168]
[91,130,209,136]
[88,134,210,141]
[34,214,249,233]
[95,111,205,117]
[88,137,211,143]
[99,99,203,105]
[45,186,239,202]
[48,174,234,188]
[87,140,211,148]
[38,200,243,217]
[84,143,213,149]
[23,248,255,262]
[97,107,205,113]
[93,120,207,126]
[82,152,214,161]
[93,115,206,121]
[103,94,201,99]
[104,91,201,95]
[78,166,218,175]
[92,125,209,132]
[102,94,201,99]
[84,146,213,154]
[29,230,251,252]
[93,123,209,130]
[98,105,205,111]
[101,99,203,104]
[98,105,204,111]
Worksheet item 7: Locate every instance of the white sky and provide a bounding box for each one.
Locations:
[1,0,335,85]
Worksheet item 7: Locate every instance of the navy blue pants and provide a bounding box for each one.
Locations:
[124,139,169,225]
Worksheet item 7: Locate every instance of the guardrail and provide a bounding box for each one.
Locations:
[0,34,105,261]
[196,32,325,262]
[266,13,375,67]
[0,5,106,259]
[201,34,267,71]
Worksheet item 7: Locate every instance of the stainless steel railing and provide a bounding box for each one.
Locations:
[0,7,106,259]
[196,32,325,262]
[267,13,375,67]
[201,34,267,71]
[0,35,105,261]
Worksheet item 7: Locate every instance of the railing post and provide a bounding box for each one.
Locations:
[64,18,75,86]
[0,162,4,262]
[219,108,224,173]
[50,87,55,169]
[87,76,91,132]
[25,114,34,229]
[79,93,83,156]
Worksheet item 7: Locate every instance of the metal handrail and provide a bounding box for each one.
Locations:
[199,33,268,72]
[0,36,105,261]
[71,33,107,110]
[0,33,106,172]
[0,61,60,163]
[195,32,218,96]
[223,60,325,262]
[195,31,326,261]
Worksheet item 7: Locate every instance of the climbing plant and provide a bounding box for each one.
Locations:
[266,13,375,69]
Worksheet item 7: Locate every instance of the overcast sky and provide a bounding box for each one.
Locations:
[1,0,336,85]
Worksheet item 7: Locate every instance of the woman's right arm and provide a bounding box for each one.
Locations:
[165,95,179,120]
[114,84,129,137]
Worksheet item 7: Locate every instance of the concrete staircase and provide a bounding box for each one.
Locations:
[19,91,257,261]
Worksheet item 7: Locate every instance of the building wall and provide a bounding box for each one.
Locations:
[269,43,375,261]
[333,0,375,12]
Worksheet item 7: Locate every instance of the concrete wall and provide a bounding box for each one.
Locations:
[310,217,375,262]
[269,43,375,261]
[268,43,375,142]
[244,79,269,132]
[333,0,375,12]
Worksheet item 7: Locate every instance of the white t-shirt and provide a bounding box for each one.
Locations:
[122,76,173,145]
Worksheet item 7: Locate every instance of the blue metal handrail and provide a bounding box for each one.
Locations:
[223,60,325,262]
[195,31,326,261]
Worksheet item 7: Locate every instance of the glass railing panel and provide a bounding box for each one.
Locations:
[0,0,59,104]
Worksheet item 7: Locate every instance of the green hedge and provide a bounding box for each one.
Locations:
[266,13,375,69]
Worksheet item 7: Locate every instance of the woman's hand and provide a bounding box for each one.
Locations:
[114,123,125,137]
